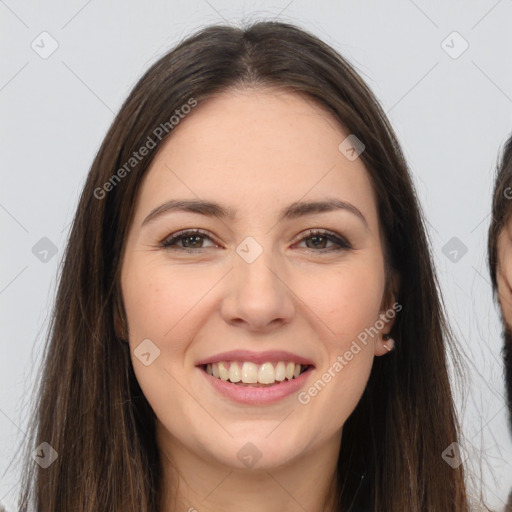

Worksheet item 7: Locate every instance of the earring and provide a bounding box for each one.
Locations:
[382,333,394,351]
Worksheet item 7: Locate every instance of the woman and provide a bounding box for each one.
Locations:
[487,133,512,512]
[15,21,470,511]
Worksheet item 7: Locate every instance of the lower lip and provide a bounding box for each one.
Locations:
[198,366,314,405]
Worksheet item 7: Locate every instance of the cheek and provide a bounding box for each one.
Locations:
[498,280,512,326]
[296,257,385,340]
[497,233,512,321]
[497,263,512,326]
[293,260,385,410]
[121,261,206,430]
[122,259,216,342]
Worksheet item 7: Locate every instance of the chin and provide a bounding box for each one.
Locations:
[213,435,306,471]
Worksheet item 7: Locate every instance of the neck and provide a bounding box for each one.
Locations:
[158,424,341,512]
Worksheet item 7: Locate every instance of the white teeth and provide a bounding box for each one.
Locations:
[285,362,295,380]
[218,361,229,381]
[205,361,308,385]
[228,361,241,382]
[275,361,286,381]
[241,362,258,383]
[258,362,275,384]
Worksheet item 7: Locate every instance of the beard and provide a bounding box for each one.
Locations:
[503,325,512,435]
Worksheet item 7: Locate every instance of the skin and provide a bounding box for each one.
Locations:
[119,88,396,512]
[496,220,512,424]
[497,220,512,321]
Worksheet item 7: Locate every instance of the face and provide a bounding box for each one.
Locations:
[119,88,395,472]
[495,221,512,426]
[496,223,512,321]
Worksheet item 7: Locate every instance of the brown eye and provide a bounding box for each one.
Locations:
[161,229,217,251]
[296,229,352,252]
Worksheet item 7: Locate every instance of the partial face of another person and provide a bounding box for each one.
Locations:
[119,88,395,470]
[496,223,512,324]
[495,220,512,423]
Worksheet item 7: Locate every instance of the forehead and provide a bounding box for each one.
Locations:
[134,88,379,227]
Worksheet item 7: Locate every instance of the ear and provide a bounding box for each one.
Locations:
[375,270,400,357]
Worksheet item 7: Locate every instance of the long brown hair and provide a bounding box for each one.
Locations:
[15,20,470,511]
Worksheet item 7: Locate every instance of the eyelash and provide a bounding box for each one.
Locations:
[160,228,352,254]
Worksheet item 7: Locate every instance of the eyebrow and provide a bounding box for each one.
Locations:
[141,198,368,228]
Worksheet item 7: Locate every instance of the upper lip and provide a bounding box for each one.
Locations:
[195,350,315,367]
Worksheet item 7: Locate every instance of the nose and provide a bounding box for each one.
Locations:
[220,245,296,333]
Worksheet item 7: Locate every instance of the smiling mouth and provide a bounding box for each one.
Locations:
[200,361,312,387]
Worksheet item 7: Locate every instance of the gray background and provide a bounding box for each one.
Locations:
[1,0,512,510]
